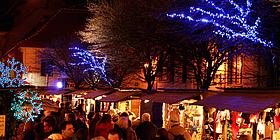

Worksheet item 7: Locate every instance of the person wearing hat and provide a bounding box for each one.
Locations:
[135,113,157,140]
[168,108,192,140]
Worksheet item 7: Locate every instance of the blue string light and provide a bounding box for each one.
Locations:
[0,58,27,88]
[11,90,43,122]
[70,47,111,86]
[167,0,273,47]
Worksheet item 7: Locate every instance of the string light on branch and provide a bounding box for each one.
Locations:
[70,47,111,85]
[11,90,43,122]
[167,0,273,47]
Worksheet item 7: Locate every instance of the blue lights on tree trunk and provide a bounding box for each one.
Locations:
[70,47,111,86]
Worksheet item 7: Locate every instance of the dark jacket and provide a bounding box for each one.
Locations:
[136,121,157,140]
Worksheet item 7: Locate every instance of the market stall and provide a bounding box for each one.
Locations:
[195,89,280,140]
[140,89,209,139]
[98,90,142,116]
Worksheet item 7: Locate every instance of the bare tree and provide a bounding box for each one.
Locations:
[168,0,279,90]
[79,0,175,91]
[40,37,85,89]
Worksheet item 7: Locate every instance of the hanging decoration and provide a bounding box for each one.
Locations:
[0,58,27,88]
[227,122,233,140]
[70,47,111,85]
[167,0,273,47]
[11,90,43,122]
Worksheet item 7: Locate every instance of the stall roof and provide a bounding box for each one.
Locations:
[39,89,75,95]
[99,90,141,102]
[141,89,206,104]
[195,91,280,114]
[83,89,115,99]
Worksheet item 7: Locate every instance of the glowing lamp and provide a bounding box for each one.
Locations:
[56,81,63,88]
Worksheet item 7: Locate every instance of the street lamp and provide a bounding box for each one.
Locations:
[56,81,63,89]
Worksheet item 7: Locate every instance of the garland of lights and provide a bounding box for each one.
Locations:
[227,121,232,140]
[0,58,27,88]
[11,90,43,122]
[70,47,111,85]
[167,0,273,47]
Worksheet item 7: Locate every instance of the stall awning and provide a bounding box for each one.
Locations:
[83,89,115,99]
[99,90,141,102]
[40,89,75,95]
[195,91,280,114]
[141,90,204,104]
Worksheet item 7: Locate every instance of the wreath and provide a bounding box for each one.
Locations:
[11,90,43,122]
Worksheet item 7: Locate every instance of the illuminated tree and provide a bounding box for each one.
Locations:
[167,0,279,89]
[40,37,86,89]
[167,0,273,47]
[79,0,174,91]
[70,47,111,89]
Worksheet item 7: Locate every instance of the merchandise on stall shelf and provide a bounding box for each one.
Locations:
[265,121,274,139]
[215,110,230,134]
[257,120,265,137]
[274,116,280,130]
[170,108,180,125]
[272,130,280,140]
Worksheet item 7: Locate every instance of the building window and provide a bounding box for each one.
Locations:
[41,60,53,76]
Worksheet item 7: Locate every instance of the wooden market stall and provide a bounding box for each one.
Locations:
[195,88,280,140]
[98,89,142,117]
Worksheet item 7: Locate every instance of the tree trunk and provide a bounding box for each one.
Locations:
[147,80,154,92]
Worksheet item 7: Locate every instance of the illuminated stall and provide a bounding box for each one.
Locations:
[98,89,142,117]
[195,89,280,140]
[82,89,115,114]
[141,89,208,139]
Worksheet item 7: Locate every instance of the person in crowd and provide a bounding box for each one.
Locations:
[114,116,137,140]
[64,112,81,133]
[154,128,169,140]
[131,117,140,130]
[76,104,86,116]
[47,133,63,140]
[94,114,113,139]
[41,116,56,139]
[119,112,132,127]
[87,112,95,124]
[168,109,191,140]
[92,136,106,140]
[108,109,117,117]
[74,110,87,132]
[135,113,157,140]
[89,114,102,139]
[65,112,76,122]
[12,121,25,140]
[73,127,88,140]
[22,121,36,140]
[61,121,75,140]
[108,129,122,140]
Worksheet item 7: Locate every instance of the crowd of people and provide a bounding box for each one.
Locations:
[11,102,192,140]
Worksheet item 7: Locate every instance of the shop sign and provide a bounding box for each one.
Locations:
[0,115,5,137]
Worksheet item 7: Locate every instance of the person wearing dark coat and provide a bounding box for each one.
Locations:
[136,113,157,140]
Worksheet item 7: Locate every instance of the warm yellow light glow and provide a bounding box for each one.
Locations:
[144,100,150,103]
[95,96,103,100]
[144,63,149,68]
